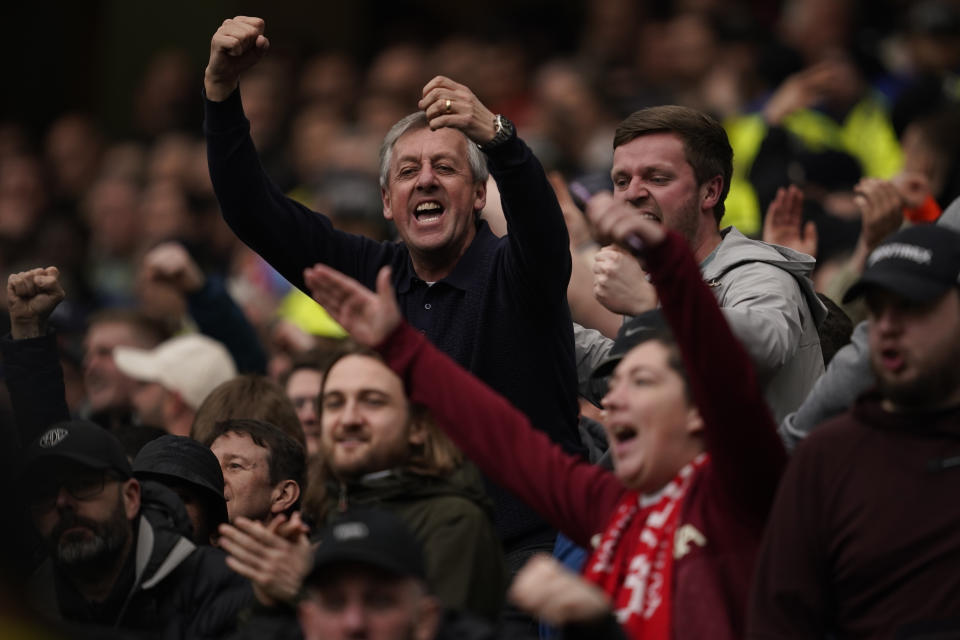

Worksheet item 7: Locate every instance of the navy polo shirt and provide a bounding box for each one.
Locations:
[207,89,582,543]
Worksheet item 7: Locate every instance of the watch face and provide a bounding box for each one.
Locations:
[481,115,514,150]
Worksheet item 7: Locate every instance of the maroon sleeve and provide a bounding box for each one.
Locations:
[378,322,626,548]
[645,232,787,521]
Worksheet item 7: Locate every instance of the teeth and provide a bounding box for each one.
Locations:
[640,213,659,221]
[416,202,442,212]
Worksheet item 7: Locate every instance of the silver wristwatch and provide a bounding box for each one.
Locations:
[478,114,515,151]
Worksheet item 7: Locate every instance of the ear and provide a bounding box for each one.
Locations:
[407,416,427,448]
[170,391,191,417]
[122,478,141,521]
[270,480,301,514]
[685,406,704,436]
[700,175,723,214]
[473,180,487,214]
[297,599,321,636]
[382,185,394,221]
[413,594,441,640]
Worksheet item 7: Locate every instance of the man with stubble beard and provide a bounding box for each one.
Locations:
[750,225,960,638]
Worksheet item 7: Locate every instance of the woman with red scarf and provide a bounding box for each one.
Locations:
[304,214,787,640]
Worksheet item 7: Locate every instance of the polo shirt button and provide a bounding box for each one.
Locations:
[424,303,432,310]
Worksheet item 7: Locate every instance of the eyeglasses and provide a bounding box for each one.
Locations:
[28,469,115,511]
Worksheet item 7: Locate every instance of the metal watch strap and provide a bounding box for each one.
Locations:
[478,114,515,151]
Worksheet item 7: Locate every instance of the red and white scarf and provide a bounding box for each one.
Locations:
[582,453,709,640]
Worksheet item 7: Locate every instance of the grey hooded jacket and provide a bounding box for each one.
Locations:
[703,227,826,423]
[576,227,826,424]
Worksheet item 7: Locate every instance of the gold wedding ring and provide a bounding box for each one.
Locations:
[444,98,452,113]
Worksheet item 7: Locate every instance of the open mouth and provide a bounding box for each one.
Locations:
[415,201,445,223]
[611,424,638,444]
[879,348,905,373]
[638,212,660,223]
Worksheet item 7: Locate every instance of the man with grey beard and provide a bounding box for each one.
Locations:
[20,419,251,637]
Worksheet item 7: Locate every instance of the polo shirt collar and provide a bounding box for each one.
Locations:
[396,220,495,293]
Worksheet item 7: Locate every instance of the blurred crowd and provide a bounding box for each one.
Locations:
[0,0,958,365]
[3,0,960,638]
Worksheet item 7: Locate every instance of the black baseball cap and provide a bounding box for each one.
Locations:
[843,225,960,304]
[21,420,133,479]
[306,509,425,584]
[584,310,669,406]
[133,435,228,526]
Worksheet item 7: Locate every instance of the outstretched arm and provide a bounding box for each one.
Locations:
[2,267,71,444]
[204,18,393,297]
[591,206,787,519]
[204,16,270,102]
[303,263,625,547]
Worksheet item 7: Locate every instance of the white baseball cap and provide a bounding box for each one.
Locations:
[114,334,237,410]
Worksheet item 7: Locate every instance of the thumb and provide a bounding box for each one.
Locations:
[375,266,393,300]
[804,221,818,252]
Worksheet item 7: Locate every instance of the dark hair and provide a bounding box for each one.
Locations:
[592,320,692,405]
[201,418,306,493]
[192,375,304,447]
[614,105,733,223]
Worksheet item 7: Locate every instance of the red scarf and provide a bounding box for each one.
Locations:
[582,454,709,640]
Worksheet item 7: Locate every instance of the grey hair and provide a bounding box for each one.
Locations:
[378,112,489,188]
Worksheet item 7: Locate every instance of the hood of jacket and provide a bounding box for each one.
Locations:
[30,481,198,628]
[704,227,827,327]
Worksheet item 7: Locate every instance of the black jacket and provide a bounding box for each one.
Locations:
[29,482,253,639]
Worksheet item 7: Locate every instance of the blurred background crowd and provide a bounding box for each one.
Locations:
[1,0,959,400]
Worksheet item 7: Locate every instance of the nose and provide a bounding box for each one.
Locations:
[601,379,625,412]
[297,398,318,425]
[622,177,649,205]
[341,600,367,634]
[340,399,363,427]
[54,486,75,510]
[872,305,903,336]
[415,165,438,190]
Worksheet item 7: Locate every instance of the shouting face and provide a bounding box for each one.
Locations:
[610,132,712,250]
[867,287,960,410]
[381,126,485,275]
[601,341,704,494]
